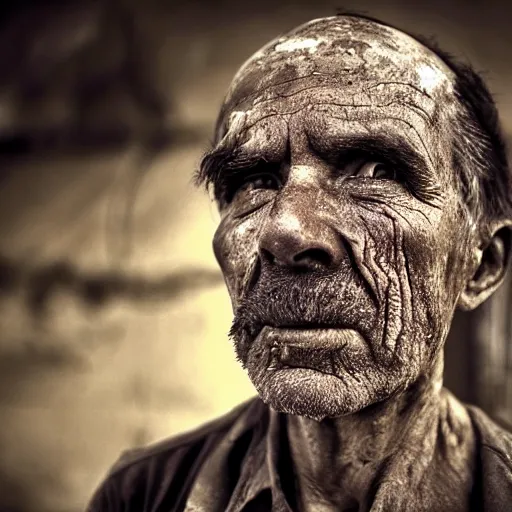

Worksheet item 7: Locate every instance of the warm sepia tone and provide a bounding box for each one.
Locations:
[0,1,511,511]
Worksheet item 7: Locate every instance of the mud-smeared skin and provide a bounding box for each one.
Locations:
[202,16,499,511]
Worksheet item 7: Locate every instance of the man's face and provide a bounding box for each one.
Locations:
[206,17,476,420]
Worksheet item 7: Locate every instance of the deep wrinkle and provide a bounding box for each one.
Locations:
[198,92,447,211]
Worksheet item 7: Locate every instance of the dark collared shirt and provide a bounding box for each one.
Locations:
[87,396,512,512]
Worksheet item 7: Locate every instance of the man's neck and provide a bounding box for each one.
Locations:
[286,359,476,512]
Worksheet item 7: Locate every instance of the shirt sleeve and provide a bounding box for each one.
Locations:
[85,474,123,512]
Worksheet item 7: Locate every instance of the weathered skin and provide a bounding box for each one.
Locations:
[199,15,510,512]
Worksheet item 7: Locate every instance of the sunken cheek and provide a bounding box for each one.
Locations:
[359,199,449,308]
[213,212,264,305]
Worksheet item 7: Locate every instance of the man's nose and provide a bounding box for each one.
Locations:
[258,193,346,271]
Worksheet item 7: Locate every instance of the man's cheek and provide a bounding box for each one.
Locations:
[403,217,465,314]
[213,216,261,309]
[392,224,463,359]
[358,207,445,359]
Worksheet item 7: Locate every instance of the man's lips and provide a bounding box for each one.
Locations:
[255,325,361,374]
[257,325,357,350]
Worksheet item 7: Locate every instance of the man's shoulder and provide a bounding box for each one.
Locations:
[467,405,512,465]
[466,405,512,511]
[110,397,263,476]
[87,396,267,511]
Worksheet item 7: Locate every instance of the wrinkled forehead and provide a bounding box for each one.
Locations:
[217,16,456,136]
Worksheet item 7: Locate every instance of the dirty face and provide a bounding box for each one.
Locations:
[204,16,476,420]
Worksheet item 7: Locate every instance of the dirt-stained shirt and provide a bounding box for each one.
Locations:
[87,396,512,512]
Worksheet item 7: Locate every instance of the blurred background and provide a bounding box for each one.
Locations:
[0,0,511,510]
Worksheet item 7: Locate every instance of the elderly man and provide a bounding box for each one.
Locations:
[88,14,512,512]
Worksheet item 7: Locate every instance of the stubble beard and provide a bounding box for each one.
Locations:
[228,267,407,420]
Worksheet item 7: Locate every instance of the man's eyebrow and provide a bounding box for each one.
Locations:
[194,141,262,191]
[312,133,434,177]
[311,133,443,202]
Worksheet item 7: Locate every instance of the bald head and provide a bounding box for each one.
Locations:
[218,16,456,137]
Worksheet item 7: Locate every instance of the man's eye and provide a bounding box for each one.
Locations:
[356,162,397,180]
[235,173,280,195]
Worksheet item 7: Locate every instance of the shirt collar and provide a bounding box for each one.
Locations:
[183,398,292,512]
[229,405,292,512]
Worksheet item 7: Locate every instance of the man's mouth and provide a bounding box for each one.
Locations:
[256,325,357,374]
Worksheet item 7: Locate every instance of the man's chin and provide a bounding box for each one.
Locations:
[249,366,373,421]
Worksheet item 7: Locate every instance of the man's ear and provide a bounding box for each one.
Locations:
[458,222,512,311]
